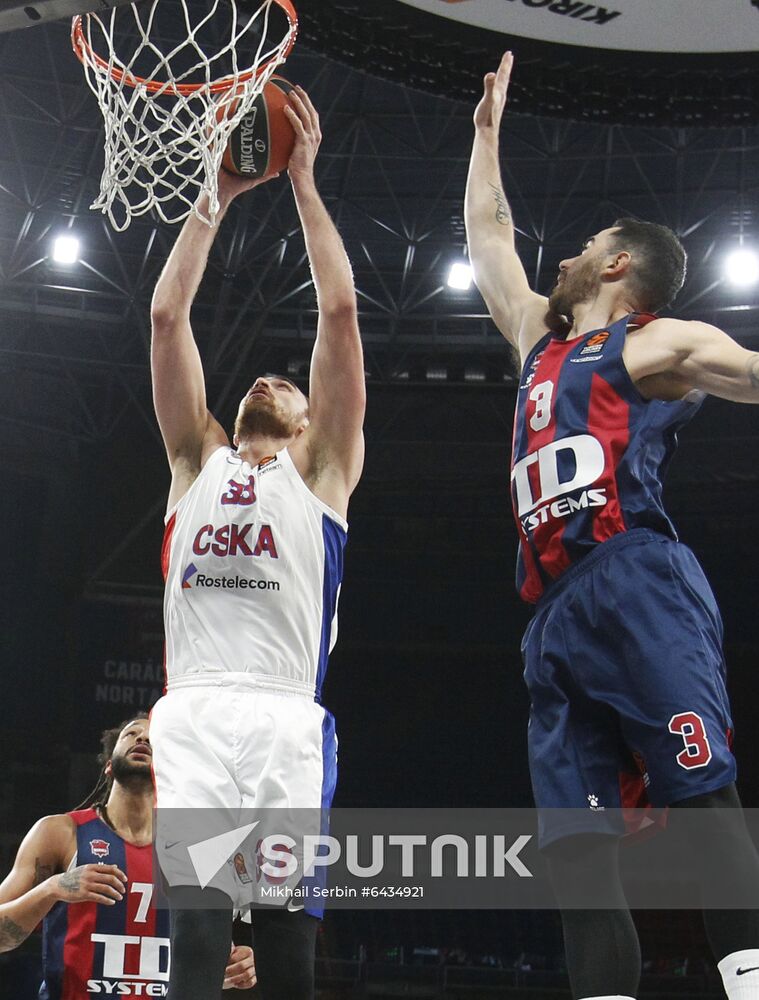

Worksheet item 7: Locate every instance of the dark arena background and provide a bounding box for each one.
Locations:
[1,0,758,997]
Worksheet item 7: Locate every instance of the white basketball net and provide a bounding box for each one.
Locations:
[72,0,297,230]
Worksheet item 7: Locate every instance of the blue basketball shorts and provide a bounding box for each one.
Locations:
[521,529,736,848]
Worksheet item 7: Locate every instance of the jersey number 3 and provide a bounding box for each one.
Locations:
[529,380,554,432]
[669,712,713,770]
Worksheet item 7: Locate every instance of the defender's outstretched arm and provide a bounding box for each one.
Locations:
[465,53,548,361]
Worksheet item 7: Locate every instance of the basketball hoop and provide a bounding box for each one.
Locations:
[72,0,298,230]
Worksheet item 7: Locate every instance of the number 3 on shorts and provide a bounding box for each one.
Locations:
[669,711,713,769]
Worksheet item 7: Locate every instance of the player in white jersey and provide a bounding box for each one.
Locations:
[149,87,365,1000]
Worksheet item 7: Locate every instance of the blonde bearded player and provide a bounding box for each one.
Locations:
[149,86,365,1000]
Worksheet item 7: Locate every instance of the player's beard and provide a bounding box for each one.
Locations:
[110,751,153,792]
[547,256,602,323]
[234,397,303,442]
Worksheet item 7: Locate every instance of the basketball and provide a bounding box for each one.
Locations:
[221,77,296,179]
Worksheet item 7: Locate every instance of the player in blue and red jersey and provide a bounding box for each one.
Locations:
[466,51,759,1000]
[0,715,255,998]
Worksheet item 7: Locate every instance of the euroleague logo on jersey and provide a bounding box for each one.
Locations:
[233,851,253,885]
[512,433,608,533]
[570,331,610,363]
[580,331,609,354]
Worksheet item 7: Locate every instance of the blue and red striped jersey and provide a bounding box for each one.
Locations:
[40,808,170,1000]
[511,312,702,604]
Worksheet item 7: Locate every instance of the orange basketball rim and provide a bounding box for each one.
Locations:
[71,0,298,97]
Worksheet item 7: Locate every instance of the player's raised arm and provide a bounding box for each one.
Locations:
[150,170,280,508]
[624,317,759,403]
[150,196,229,483]
[285,88,366,515]
[0,815,126,953]
[465,52,549,360]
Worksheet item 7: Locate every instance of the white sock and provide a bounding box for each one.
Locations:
[719,950,759,1000]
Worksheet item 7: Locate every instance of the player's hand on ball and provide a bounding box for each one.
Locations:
[217,164,281,204]
[222,944,257,990]
[53,863,127,905]
[284,86,322,180]
[474,51,514,131]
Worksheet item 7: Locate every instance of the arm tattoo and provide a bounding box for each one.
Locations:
[58,870,81,894]
[0,916,29,949]
[34,859,54,887]
[488,183,512,226]
[748,353,759,389]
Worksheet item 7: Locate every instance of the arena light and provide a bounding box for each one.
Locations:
[725,248,759,287]
[52,234,80,264]
[447,261,473,291]
[426,365,448,381]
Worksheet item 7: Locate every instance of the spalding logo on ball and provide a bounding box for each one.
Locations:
[222,77,296,178]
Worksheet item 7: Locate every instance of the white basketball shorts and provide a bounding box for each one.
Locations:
[149,675,337,907]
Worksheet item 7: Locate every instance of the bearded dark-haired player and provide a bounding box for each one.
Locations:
[465,52,759,1000]
[149,87,365,1000]
[0,715,255,997]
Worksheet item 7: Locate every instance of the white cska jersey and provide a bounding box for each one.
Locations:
[161,446,347,700]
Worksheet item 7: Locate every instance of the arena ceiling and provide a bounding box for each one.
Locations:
[395,0,758,54]
[0,0,757,597]
[300,0,759,127]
